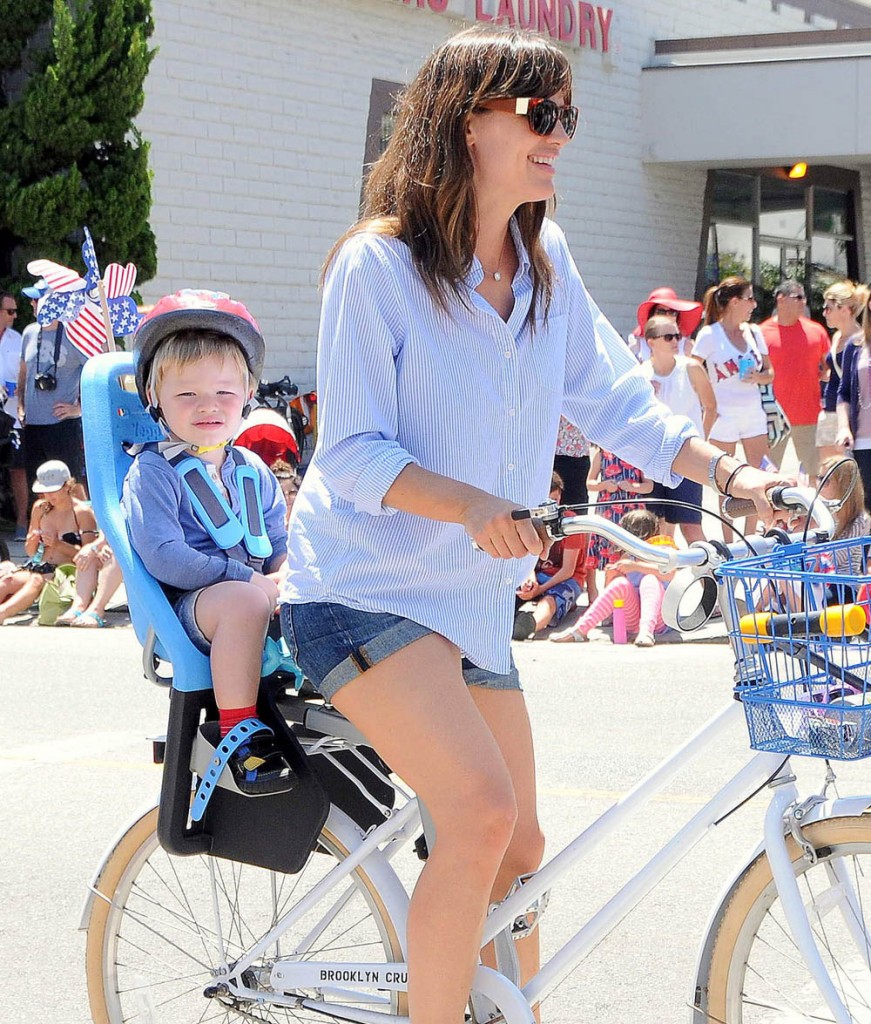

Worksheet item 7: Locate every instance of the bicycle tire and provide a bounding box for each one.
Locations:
[699,814,871,1023]
[85,805,408,1023]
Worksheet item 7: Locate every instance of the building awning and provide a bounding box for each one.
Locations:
[641,28,871,166]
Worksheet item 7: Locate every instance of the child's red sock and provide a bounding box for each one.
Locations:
[219,704,258,737]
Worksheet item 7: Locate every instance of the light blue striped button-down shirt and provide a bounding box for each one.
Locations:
[282,218,696,672]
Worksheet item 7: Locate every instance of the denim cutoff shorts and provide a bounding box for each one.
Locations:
[280,601,521,704]
[173,588,211,656]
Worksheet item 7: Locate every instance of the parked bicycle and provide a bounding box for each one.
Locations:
[78,384,871,1024]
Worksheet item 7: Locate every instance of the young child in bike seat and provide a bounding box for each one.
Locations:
[122,290,295,797]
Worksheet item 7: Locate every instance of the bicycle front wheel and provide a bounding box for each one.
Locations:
[85,806,407,1023]
[701,814,871,1023]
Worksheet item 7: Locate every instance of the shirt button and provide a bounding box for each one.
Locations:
[504,577,512,585]
[508,408,516,417]
[507,463,515,471]
[504,350,512,359]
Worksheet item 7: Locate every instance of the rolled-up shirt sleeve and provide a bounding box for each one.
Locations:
[315,237,418,515]
[556,236,698,486]
[124,456,254,589]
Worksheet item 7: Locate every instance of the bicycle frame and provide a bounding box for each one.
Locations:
[227,690,869,1024]
[84,481,871,1022]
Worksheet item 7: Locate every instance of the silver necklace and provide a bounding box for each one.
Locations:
[480,234,510,282]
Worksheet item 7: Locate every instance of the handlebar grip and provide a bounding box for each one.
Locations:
[511,509,532,521]
[723,485,790,520]
[739,604,868,645]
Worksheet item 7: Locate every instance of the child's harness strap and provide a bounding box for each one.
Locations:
[191,718,272,822]
[166,447,272,571]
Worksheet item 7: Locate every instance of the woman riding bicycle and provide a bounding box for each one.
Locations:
[279,26,788,1024]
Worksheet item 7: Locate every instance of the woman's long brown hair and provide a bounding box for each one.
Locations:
[323,28,573,326]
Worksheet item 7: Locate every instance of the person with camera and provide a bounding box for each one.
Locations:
[18,285,87,494]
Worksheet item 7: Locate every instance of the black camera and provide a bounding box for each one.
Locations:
[34,372,57,392]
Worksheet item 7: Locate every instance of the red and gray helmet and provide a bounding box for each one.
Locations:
[133,289,265,409]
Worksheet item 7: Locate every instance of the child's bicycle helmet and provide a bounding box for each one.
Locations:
[133,289,266,414]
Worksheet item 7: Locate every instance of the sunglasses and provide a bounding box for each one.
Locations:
[651,332,681,342]
[823,300,842,310]
[2,307,17,314]
[477,97,579,139]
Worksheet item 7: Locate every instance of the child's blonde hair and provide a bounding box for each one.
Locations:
[147,329,253,403]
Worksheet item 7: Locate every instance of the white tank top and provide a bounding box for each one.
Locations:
[640,356,703,435]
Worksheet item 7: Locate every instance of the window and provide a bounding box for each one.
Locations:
[698,167,862,323]
[362,79,403,180]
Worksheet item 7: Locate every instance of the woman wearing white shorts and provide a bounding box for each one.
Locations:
[692,276,773,538]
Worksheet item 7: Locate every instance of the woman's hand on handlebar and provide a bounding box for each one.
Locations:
[728,465,795,526]
[464,495,546,559]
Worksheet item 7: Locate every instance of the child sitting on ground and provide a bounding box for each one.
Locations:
[122,290,295,796]
[513,471,588,640]
[551,509,676,647]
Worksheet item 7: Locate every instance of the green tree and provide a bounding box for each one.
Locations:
[0,0,156,293]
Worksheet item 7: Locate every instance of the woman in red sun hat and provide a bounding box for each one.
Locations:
[628,286,703,362]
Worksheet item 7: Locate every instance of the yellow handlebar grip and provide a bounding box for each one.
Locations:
[738,604,868,645]
[823,603,868,637]
[739,612,773,645]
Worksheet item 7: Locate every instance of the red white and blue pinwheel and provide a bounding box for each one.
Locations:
[27,227,141,358]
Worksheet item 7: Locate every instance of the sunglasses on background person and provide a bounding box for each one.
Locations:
[477,97,580,139]
[650,332,681,342]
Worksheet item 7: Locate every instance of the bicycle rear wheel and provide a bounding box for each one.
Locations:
[700,815,871,1023]
[85,806,407,1023]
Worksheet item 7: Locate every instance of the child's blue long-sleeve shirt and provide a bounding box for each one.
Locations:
[122,444,287,598]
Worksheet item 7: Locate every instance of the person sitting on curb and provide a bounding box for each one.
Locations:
[0,459,95,624]
[56,536,124,627]
[512,472,588,640]
[550,509,676,647]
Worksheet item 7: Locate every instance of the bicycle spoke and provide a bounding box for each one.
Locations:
[89,820,405,1024]
[706,824,871,1024]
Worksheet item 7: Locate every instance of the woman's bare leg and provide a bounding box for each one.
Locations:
[0,573,45,622]
[471,687,545,1013]
[88,559,123,617]
[331,634,518,1024]
[739,434,771,539]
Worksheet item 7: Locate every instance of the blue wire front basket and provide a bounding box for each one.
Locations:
[717,536,871,760]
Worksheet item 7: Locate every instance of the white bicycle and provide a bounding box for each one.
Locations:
[81,486,871,1024]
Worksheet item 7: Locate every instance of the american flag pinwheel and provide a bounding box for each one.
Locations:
[26,227,142,358]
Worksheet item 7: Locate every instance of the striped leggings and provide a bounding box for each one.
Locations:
[576,575,666,638]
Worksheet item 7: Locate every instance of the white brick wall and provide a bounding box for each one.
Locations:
[138,0,866,384]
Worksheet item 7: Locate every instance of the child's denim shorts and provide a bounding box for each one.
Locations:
[280,601,521,704]
[173,588,211,655]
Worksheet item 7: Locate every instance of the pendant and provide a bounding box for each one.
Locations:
[494,271,501,282]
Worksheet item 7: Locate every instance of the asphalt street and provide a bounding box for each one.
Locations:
[5,616,871,1023]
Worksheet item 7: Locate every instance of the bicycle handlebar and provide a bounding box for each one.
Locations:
[511,486,837,570]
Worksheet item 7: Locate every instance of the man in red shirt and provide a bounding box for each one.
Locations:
[760,281,828,478]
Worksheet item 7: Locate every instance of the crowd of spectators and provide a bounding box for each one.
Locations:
[514,276,869,646]
[0,271,864,644]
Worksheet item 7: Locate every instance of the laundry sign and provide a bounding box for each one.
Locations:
[398,0,615,53]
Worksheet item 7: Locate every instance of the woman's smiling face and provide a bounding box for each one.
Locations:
[465,93,573,209]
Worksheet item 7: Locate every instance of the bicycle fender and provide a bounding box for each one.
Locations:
[688,801,871,1021]
[79,798,160,930]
